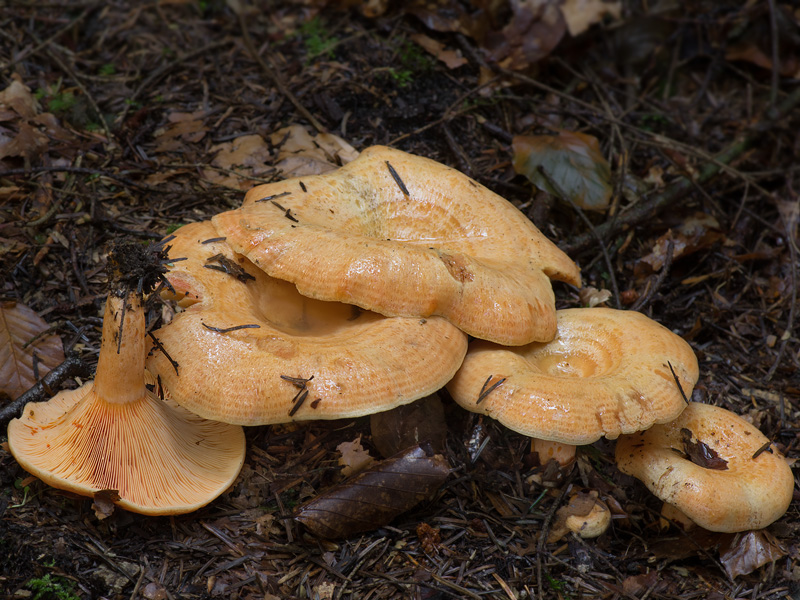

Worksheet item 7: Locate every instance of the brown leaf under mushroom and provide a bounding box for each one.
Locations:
[294,444,450,539]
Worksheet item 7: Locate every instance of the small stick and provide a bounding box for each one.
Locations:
[280,374,314,388]
[202,323,261,334]
[288,389,309,417]
[0,354,92,427]
[386,161,410,196]
[752,441,773,460]
[476,375,506,405]
[254,192,291,204]
[667,361,689,404]
[147,332,179,376]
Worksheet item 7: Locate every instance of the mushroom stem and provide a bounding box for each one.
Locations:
[532,439,576,467]
[93,293,146,404]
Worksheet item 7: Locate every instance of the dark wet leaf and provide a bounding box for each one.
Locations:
[681,428,728,470]
[92,489,120,520]
[513,131,612,211]
[370,394,447,458]
[720,530,787,579]
[294,444,450,539]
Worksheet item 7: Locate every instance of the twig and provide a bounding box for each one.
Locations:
[117,39,234,125]
[766,0,780,114]
[0,354,92,428]
[236,10,325,134]
[630,239,675,312]
[0,5,95,73]
[536,165,620,308]
[0,165,166,193]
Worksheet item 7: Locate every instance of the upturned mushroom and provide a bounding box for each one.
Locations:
[211,145,581,346]
[7,241,246,515]
[447,308,699,459]
[146,221,468,426]
[615,402,794,532]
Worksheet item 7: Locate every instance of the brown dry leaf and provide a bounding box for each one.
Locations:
[561,0,621,36]
[719,530,787,579]
[294,444,450,539]
[0,74,39,119]
[578,286,612,308]
[152,110,208,153]
[0,121,49,161]
[726,43,800,78]
[409,33,467,69]
[484,0,567,70]
[636,212,723,277]
[370,394,447,458]
[680,428,728,470]
[205,134,273,190]
[337,435,375,477]
[513,131,612,211]
[622,571,658,596]
[0,301,65,400]
[270,124,359,178]
[92,489,121,520]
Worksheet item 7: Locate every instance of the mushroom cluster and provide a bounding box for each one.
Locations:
[9,145,793,531]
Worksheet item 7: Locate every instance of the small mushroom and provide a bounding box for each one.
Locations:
[615,402,794,532]
[447,308,699,446]
[211,145,580,345]
[147,221,468,425]
[566,496,612,538]
[8,281,246,515]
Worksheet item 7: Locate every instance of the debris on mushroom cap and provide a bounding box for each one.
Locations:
[7,292,246,516]
[146,221,468,426]
[447,308,699,445]
[211,145,581,346]
[615,402,794,533]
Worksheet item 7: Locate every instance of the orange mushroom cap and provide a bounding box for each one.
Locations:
[211,145,580,345]
[447,308,699,445]
[616,402,794,532]
[146,221,468,426]
[8,292,246,516]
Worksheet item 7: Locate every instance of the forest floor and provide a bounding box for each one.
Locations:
[1,1,799,599]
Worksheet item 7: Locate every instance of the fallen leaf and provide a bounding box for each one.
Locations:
[513,130,612,211]
[0,74,40,119]
[681,428,728,470]
[205,134,273,189]
[370,393,447,458]
[578,286,612,307]
[0,301,65,400]
[0,121,49,161]
[635,212,722,277]
[622,571,658,596]
[294,444,450,539]
[484,0,567,70]
[410,33,467,69]
[720,530,787,579]
[152,110,208,153]
[92,489,120,520]
[561,0,621,37]
[337,435,375,477]
[270,124,359,178]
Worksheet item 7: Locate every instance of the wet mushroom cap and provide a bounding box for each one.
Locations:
[615,402,794,533]
[447,308,699,445]
[147,221,468,426]
[8,293,246,516]
[211,145,581,345]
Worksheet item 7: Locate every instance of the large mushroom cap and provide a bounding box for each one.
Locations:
[8,293,245,516]
[211,145,580,345]
[615,402,794,532]
[447,308,699,445]
[147,221,468,426]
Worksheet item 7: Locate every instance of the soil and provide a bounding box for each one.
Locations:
[1,2,799,599]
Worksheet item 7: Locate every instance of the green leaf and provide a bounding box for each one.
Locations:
[513,130,612,211]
